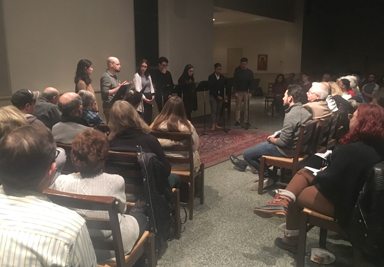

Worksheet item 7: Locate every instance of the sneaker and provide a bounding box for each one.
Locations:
[244,122,251,126]
[230,155,247,171]
[274,237,298,254]
[250,178,274,191]
[235,121,240,126]
[253,193,293,218]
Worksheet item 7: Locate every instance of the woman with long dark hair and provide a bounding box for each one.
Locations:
[207,63,225,130]
[74,59,98,111]
[133,59,155,125]
[272,73,287,117]
[177,64,197,120]
[254,103,384,255]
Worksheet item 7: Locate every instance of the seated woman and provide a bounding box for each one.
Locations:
[108,100,180,189]
[151,96,201,172]
[272,74,288,117]
[254,103,384,253]
[52,129,147,262]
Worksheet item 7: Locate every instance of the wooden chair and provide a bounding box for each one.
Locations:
[264,83,274,115]
[56,142,77,174]
[106,150,181,239]
[326,112,343,150]
[43,188,156,267]
[150,130,204,220]
[314,116,333,153]
[258,120,319,194]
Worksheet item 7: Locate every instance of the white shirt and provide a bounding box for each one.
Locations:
[0,186,97,267]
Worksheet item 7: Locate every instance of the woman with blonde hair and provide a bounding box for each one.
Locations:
[151,96,200,172]
[329,81,343,96]
[0,105,27,138]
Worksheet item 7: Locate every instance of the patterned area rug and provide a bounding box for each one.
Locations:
[197,129,270,168]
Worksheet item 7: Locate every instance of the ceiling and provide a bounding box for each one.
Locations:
[213,7,275,26]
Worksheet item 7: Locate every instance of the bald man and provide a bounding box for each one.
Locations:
[303,82,332,119]
[32,87,61,129]
[100,57,130,122]
[52,92,90,144]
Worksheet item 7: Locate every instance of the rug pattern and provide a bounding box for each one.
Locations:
[197,129,270,168]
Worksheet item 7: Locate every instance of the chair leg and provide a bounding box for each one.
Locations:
[188,181,194,220]
[146,233,156,267]
[174,189,181,239]
[319,228,327,249]
[258,157,266,195]
[297,211,308,267]
[200,163,205,205]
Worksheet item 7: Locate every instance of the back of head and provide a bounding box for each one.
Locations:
[0,105,28,139]
[108,100,150,140]
[287,84,302,103]
[11,89,34,110]
[311,82,329,100]
[78,90,95,109]
[373,89,384,108]
[124,89,142,108]
[329,81,343,96]
[58,93,82,116]
[340,77,351,88]
[42,87,59,103]
[71,129,109,177]
[0,125,56,191]
[152,96,191,132]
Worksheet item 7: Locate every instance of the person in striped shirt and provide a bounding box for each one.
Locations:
[0,125,97,267]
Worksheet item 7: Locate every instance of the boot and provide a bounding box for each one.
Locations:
[253,189,296,218]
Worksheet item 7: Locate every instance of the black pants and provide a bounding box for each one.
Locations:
[143,93,153,125]
[155,93,169,113]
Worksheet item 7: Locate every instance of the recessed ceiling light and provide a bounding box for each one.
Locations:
[213,18,215,21]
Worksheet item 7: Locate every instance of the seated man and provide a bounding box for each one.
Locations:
[32,87,61,129]
[78,90,105,128]
[11,89,44,125]
[52,92,89,143]
[303,82,332,119]
[0,125,97,266]
[361,74,379,103]
[230,84,312,190]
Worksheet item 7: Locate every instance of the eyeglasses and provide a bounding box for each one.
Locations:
[348,114,354,120]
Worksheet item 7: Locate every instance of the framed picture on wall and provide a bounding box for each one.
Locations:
[257,54,268,71]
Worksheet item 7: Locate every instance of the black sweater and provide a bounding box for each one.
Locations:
[207,73,225,98]
[315,142,383,227]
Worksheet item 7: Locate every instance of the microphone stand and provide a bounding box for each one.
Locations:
[223,82,230,133]
[195,81,211,136]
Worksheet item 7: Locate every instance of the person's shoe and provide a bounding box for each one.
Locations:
[215,124,222,129]
[235,121,240,126]
[250,178,274,191]
[274,237,298,254]
[253,193,293,218]
[244,122,251,127]
[230,155,247,171]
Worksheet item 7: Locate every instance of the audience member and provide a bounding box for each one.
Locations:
[377,75,384,89]
[303,82,332,119]
[233,57,254,129]
[177,64,197,121]
[32,90,41,100]
[321,73,331,82]
[11,89,43,125]
[74,59,98,112]
[253,104,384,259]
[151,56,174,112]
[329,81,354,114]
[0,105,27,139]
[100,56,130,122]
[361,74,379,103]
[52,130,147,262]
[299,73,312,104]
[207,63,225,130]
[286,73,296,85]
[0,125,97,266]
[272,74,288,117]
[78,90,104,128]
[133,59,155,125]
[151,96,201,172]
[339,77,356,97]
[373,88,384,108]
[32,87,61,129]
[52,92,89,143]
[230,85,312,191]
[124,89,142,110]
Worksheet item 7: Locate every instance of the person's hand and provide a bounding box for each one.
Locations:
[144,98,151,104]
[235,93,239,98]
[267,135,273,141]
[118,80,129,87]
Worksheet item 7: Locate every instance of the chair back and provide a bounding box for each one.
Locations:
[56,142,77,174]
[315,115,333,151]
[267,83,273,95]
[43,188,126,267]
[295,120,319,159]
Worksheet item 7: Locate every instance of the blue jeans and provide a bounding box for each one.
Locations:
[243,142,286,178]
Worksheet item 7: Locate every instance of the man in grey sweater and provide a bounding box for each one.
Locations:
[230,84,312,190]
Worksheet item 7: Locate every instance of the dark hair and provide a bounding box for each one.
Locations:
[214,63,222,69]
[340,104,384,146]
[0,125,56,190]
[71,130,109,176]
[179,64,194,83]
[74,59,92,89]
[287,84,302,103]
[58,95,82,116]
[275,74,285,83]
[42,90,59,102]
[137,59,150,78]
[158,57,169,65]
[369,73,376,79]
[240,57,248,63]
[124,89,142,108]
[373,89,384,108]
[341,78,350,88]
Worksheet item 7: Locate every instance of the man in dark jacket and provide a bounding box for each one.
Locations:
[11,89,44,125]
[32,87,61,129]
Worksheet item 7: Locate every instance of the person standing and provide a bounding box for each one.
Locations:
[133,59,155,125]
[233,57,254,130]
[100,57,130,122]
[207,63,225,130]
[177,64,197,121]
[74,59,99,112]
[151,57,174,113]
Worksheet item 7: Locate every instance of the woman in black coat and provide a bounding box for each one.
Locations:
[177,64,196,120]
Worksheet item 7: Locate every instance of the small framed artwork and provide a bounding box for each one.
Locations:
[257,54,268,71]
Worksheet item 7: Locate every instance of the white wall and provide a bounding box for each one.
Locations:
[1,0,135,99]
